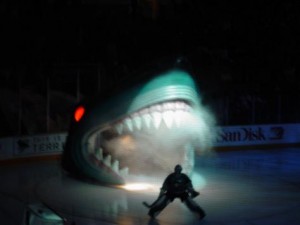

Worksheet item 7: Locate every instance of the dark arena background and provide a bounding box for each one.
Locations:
[0,1,300,225]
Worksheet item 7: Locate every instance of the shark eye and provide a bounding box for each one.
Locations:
[74,106,85,122]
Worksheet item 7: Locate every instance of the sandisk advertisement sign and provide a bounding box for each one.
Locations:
[215,124,300,147]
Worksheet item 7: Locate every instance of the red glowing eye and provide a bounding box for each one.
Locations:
[74,106,85,122]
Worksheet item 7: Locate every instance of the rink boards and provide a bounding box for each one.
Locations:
[1,123,300,162]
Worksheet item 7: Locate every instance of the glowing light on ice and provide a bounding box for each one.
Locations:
[121,183,157,191]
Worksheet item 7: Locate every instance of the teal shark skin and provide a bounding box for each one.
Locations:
[62,70,204,186]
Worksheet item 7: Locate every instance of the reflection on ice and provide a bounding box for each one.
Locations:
[191,172,207,190]
[121,183,159,192]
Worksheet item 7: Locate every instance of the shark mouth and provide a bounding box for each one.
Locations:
[85,100,197,183]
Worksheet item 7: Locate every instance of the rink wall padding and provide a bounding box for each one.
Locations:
[214,123,300,150]
[0,154,62,166]
[0,133,66,163]
[0,124,300,163]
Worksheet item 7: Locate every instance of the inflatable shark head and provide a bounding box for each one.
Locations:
[62,68,216,186]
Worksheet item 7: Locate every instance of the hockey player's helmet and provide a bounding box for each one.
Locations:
[174,164,182,173]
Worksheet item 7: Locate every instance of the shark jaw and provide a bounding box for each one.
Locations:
[85,99,201,184]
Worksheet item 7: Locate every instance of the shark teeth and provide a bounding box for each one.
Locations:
[163,110,174,128]
[95,148,103,160]
[94,150,129,178]
[112,160,119,173]
[115,124,123,135]
[142,114,152,129]
[113,100,193,134]
[124,118,134,133]
[119,167,129,177]
[151,112,162,129]
[132,113,142,130]
[103,155,111,167]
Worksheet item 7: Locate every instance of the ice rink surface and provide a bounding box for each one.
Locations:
[1,147,300,225]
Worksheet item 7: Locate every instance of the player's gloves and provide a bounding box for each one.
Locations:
[190,190,200,198]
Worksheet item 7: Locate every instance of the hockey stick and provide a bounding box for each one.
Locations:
[142,201,152,208]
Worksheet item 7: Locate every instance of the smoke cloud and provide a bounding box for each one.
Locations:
[101,102,217,182]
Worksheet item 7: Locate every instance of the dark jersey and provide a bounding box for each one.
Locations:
[162,172,192,195]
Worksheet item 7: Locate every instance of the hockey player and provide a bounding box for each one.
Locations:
[144,164,206,220]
